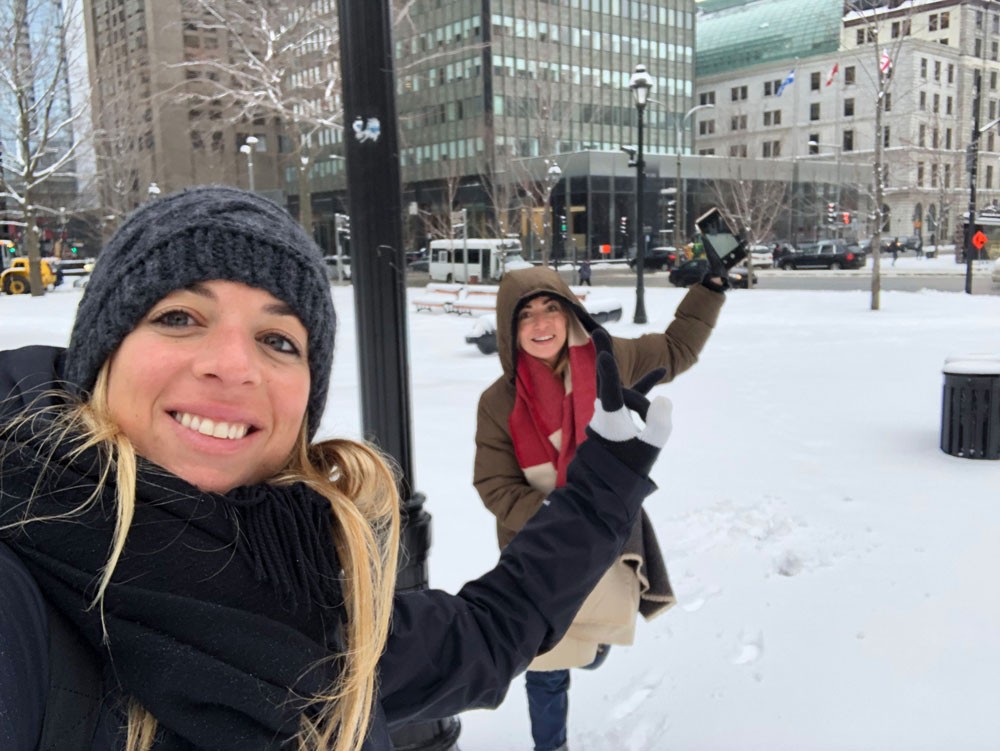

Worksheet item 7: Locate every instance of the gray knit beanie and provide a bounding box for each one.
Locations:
[63,185,335,438]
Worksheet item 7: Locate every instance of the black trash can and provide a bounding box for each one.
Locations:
[941,356,1000,459]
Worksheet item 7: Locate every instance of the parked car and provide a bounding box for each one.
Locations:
[748,244,773,268]
[668,258,756,289]
[779,240,866,270]
[406,247,427,264]
[1,257,56,294]
[628,246,679,271]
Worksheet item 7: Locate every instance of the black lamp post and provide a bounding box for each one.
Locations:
[338,2,459,749]
[628,64,652,325]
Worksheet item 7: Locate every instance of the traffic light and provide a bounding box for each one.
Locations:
[841,212,851,225]
[558,214,568,238]
[826,203,837,224]
[619,215,628,235]
[70,245,79,254]
[664,200,676,230]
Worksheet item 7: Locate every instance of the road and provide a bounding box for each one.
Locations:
[403,261,998,295]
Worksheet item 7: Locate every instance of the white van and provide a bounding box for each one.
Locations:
[428,238,531,283]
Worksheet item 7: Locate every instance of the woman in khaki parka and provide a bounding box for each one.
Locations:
[473,265,725,751]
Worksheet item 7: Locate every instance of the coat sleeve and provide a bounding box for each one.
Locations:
[378,439,656,727]
[613,283,724,385]
[0,543,48,751]
[472,389,546,537]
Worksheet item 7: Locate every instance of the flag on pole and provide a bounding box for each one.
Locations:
[879,49,893,73]
[775,68,796,97]
[825,62,839,86]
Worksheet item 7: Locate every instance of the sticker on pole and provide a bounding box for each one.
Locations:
[972,230,988,250]
[353,116,381,143]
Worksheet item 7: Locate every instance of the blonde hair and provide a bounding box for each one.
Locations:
[4,362,400,751]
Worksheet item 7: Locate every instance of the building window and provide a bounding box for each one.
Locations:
[934,60,941,81]
[919,91,926,110]
[729,144,747,157]
[941,11,950,28]
[845,66,856,85]
[949,64,955,84]
[931,164,939,188]
[699,119,716,135]
[808,133,819,153]
[891,20,910,38]
[763,110,781,126]
[885,93,892,112]
[700,91,715,106]
[763,79,782,96]
[992,71,998,90]
[976,38,984,58]
[917,162,924,187]
[730,85,747,101]
[987,165,994,190]
[882,126,890,147]
[810,71,821,90]
[762,140,781,158]
[946,128,953,149]
[843,130,854,152]
[920,58,927,79]
[945,164,951,188]
[929,14,938,31]
[731,114,747,131]
[856,28,864,45]
[932,128,939,148]
[919,124,926,147]
[698,148,716,156]
[843,98,854,117]
[933,93,940,113]
[809,102,820,121]
[947,96,953,115]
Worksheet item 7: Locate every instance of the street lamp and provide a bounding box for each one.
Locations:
[544,161,562,266]
[675,103,714,252]
[628,63,653,325]
[240,135,259,192]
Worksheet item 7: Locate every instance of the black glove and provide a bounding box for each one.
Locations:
[586,329,672,477]
[701,235,731,292]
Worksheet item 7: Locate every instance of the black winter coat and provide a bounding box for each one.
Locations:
[0,346,655,750]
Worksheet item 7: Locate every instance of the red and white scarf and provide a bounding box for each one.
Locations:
[510,341,596,489]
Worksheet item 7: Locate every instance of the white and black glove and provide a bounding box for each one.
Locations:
[586,329,673,477]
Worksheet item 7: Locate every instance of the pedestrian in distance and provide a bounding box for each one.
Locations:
[577,259,592,286]
[473,258,728,751]
[891,237,901,266]
[0,186,675,751]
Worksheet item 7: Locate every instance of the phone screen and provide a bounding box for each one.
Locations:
[696,209,745,268]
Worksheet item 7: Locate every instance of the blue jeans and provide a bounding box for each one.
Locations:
[525,646,610,751]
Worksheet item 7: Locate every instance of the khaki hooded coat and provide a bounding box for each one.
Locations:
[474,266,724,669]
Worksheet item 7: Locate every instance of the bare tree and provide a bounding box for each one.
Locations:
[169,0,343,233]
[708,166,789,280]
[418,158,463,241]
[0,0,83,295]
[843,0,915,310]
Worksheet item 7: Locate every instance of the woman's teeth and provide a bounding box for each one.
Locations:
[171,412,250,440]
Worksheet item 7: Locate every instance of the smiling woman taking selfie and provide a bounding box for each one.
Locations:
[0,186,675,751]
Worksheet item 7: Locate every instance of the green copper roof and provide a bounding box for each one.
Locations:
[696,0,842,77]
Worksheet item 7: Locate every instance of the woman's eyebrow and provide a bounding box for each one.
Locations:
[264,302,297,317]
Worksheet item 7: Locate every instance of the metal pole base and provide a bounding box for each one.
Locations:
[390,717,462,751]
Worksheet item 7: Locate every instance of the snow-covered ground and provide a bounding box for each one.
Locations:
[3,281,998,750]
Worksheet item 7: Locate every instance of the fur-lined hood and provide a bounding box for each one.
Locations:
[495,266,601,379]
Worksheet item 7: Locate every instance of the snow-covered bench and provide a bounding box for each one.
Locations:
[451,284,590,316]
[412,283,464,313]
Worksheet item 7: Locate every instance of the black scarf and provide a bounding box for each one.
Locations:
[0,409,346,750]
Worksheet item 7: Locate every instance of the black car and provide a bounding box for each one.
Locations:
[668,259,756,289]
[628,246,679,271]
[779,240,865,270]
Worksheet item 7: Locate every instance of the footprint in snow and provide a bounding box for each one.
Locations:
[731,631,764,665]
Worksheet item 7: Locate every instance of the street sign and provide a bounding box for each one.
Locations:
[972,230,988,250]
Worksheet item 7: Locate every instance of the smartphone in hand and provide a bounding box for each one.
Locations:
[695,208,748,269]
